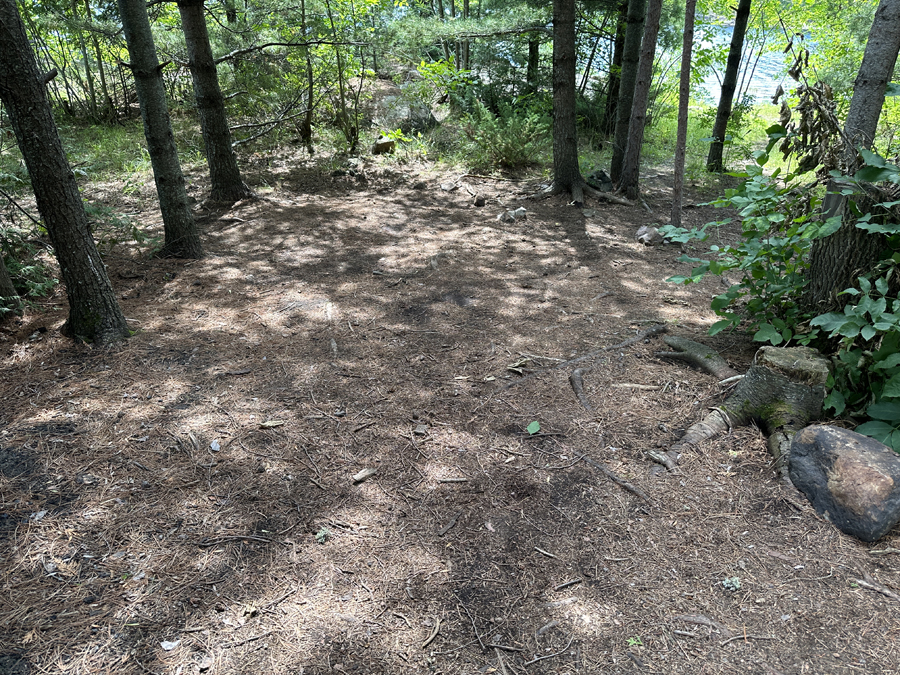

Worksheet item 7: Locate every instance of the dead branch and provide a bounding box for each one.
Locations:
[720,634,778,647]
[523,635,575,666]
[855,577,900,603]
[578,453,656,507]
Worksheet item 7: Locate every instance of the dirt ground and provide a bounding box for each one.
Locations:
[1,152,899,675]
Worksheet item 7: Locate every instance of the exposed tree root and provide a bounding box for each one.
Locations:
[653,344,830,471]
[582,184,634,206]
[655,335,740,381]
[502,324,667,396]
[578,452,656,507]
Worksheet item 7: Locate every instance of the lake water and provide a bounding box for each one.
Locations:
[696,26,788,104]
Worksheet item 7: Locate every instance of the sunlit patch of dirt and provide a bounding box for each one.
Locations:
[0,160,897,674]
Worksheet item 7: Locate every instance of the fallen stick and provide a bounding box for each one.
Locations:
[578,453,656,507]
[523,635,575,667]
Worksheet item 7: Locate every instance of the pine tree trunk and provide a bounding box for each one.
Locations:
[0,0,129,342]
[177,0,251,203]
[609,0,646,183]
[618,0,662,200]
[118,0,203,259]
[600,3,626,137]
[551,0,583,201]
[0,252,21,313]
[671,0,695,228]
[706,0,752,172]
[804,0,900,312]
[527,39,540,95]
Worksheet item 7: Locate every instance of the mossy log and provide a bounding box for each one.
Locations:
[651,343,830,472]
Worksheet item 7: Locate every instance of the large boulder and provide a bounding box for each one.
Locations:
[374,94,437,134]
[789,425,900,541]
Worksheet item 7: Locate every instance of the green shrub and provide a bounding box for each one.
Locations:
[463,99,549,171]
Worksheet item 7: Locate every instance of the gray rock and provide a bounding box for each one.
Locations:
[372,136,395,155]
[636,225,663,246]
[789,425,900,541]
[375,94,437,134]
[586,168,613,192]
[474,195,486,207]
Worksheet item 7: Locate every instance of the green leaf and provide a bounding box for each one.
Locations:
[887,83,900,97]
[855,420,897,444]
[753,323,783,345]
[708,319,734,336]
[883,372,900,398]
[867,401,900,423]
[859,148,887,168]
[861,325,877,341]
[873,353,900,370]
[854,166,898,183]
[526,421,541,435]
[824,389,846,415]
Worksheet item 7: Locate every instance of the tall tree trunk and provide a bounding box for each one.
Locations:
[72,0,98,117]
[177,0,251,203]
[527,38,540,94]
[617,0,662,200]
[0,0,129,342]
[0,252,21,314]
[299,0,314,154]
[579,35,600,95]
[609,0,646,183]
[601,2,626,137]
[84,0,112,118]
[804,0,900,313]
[706,0,752,172]
[551,0,583,202]
[117,0,203,258]
[671,0,696,228]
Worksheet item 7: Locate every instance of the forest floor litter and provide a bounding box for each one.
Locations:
[0,152,898,674]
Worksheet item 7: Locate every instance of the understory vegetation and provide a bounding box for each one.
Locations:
[2,0,900,448]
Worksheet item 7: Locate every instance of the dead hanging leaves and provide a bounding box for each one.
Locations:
[778,81,842,176]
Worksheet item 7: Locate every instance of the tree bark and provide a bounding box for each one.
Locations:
[600,3,626,137]
[177,0,252,203]
[527,38,540,95]
[671,0,696,228]
[0,0,129,342]
[551,0,583,203]
[609,0,646,183]
[617,0,662,201]
[0,252,21,313]
[804,0,900,312]
[706,0,752,172]
[118,0,203,258]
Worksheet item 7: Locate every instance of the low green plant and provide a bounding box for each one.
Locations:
[663,129,900,452]
[462,99,549,171]
[0,223,57,302]
[661,144,838,342]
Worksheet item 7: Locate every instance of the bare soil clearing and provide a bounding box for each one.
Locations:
[1,155,898,674]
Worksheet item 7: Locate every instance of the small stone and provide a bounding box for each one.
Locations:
[474,195,486,207]
[789,425,900,541]
[513,207,527,220]
[412,181,427,190]
[636,225,663,246]
[497,211,515,223]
